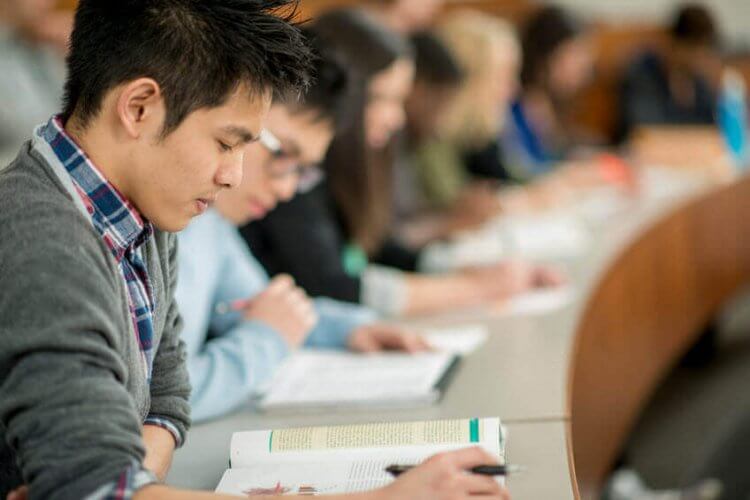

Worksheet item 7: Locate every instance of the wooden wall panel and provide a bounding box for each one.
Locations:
[298,0,534,22]
[568,176,750,498]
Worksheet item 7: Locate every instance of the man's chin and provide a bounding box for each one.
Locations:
[151,213,195,233]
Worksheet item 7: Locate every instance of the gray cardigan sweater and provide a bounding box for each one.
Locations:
[0,142,191,499]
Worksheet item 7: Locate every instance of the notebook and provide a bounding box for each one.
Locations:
[217,417,505,496]
[422,324,488,355]
[258,350,460,413]
[492,214,591,260]
[496,285,574,317]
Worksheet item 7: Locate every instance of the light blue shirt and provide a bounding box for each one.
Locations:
[176,209,377,421]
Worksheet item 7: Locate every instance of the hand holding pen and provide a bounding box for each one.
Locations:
[386,463,524,477]
[215,274,317,349]
[379,448,511,500]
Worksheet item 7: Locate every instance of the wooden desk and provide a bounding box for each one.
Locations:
[169,417,574,499]
[569,174,750,498]
[168,168,744,499]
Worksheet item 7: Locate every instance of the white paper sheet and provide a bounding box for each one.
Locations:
[259,351,456,412]
[422,324,489,355]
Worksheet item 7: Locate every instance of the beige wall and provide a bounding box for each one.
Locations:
[548,0,750,48]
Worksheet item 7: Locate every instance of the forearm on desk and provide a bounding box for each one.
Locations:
[403,273,486,316]
[142,424,176,481]
[361,265,486,317]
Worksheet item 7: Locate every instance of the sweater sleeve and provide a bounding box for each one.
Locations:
[145,233,191,445]
[0,204,156,500]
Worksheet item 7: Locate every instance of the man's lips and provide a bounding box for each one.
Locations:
[196,196,217,213]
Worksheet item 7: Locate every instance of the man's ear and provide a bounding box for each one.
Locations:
[116,78,163,139]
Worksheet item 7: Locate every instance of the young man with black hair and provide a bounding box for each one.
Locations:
[0,1,509,499]
[177,37,430,422]
[0,0,310,497]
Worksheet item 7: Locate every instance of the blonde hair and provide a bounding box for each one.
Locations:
[437,10,520,148]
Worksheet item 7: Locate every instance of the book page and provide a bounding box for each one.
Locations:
[218,452,505,496]
[495,215,591,259]
[231,418,502,468]
[422,324,488,355]
[259,351,455,412]
[494,286,574,317]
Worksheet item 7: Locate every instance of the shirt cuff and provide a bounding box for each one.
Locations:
[144,415,184,448]
[85,461,158,500]
[361,265,408,316]
[306,298,378,349]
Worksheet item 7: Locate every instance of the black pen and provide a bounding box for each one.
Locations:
[385,464,524,477]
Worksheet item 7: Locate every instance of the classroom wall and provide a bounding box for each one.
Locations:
[547,0,750,49]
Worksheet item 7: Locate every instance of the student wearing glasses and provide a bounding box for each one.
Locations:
[175,37,429,423]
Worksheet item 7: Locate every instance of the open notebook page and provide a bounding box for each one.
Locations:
[495,285,575,317]
[422,324,488,355]
[259,351,456,412]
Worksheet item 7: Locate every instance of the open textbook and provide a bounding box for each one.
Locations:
[258,350,460,413]
[217,417,505,496]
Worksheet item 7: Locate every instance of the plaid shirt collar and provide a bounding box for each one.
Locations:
[38,116,153,261]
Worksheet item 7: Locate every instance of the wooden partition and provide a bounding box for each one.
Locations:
[297,0,534,23]
[567,175,750,498]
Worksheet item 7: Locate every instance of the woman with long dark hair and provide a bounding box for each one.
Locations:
[242,9,561,317]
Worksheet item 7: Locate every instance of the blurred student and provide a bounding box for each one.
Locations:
[397,17,519,247]
[362,0,445,34]
[616,3,722,142]
[242,9,561,317]
[0,0,71,165]
[503,5,594,178]
[176,37,428,422]
[393,30,470,244]
[437,12,524,184]
[405,14,522,226]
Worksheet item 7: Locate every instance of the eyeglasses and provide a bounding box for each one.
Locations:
[258,128,324,192]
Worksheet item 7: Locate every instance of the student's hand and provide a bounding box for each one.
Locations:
[347,324,430,353]
[444,183,504,235]
[242,275,317,349]
[6,486,27,500]
[373,447,511,500]
[531,265,566,288]
[463,261,563,299]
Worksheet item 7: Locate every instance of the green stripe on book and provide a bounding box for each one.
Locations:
[269,430,273,452]
[470,418,479,442]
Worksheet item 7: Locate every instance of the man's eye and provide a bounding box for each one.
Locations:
[218,141,233,152]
